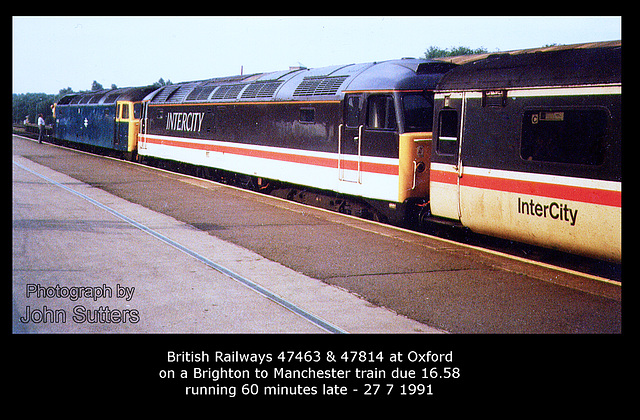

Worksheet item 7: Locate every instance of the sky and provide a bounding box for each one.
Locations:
[12,16,622,94]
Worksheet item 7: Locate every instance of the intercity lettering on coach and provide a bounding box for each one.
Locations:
[517,197,578,226]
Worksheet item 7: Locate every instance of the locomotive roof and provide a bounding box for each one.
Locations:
[57,85,158,106]
[145,58,456,105]
[435,41,621,91]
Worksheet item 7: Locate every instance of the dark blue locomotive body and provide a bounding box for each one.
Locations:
[54,86,157,154]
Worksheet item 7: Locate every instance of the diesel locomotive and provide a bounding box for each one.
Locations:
[136,58,456,224]
[53,86,157,159]
[52,41,621,262]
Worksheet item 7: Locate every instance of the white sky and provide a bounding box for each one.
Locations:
[12,16,621,94]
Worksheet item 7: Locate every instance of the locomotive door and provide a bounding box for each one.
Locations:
[139,101,149,150]
[430,93,465,221]
[115,102,129,149]
[339,94,364,183]
[338,124,362,183]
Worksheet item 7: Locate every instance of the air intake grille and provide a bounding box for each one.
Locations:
[151,86,180,103]
[88,93,106,104]
[165,84,196,103]
[293,75,348,96]
[103,93,120,104]
[241,81,283,99]
[185,85,217,101]
[210,84,248,100]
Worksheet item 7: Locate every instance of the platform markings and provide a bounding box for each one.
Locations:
[13,159,347,334]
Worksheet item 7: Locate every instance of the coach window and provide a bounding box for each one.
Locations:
[367,95,396,130]
[436,109,459,155]
[521,109,607,165]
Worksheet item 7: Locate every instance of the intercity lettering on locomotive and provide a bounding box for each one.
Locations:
[166,112,205,132]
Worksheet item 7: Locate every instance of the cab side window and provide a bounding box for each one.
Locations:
[133,103,142,119]
[366,95,396,130]
[121,103,129,120]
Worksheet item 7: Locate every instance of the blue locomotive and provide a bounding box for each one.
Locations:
[54,86,156,158]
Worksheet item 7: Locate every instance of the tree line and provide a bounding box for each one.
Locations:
[424,45,489,59]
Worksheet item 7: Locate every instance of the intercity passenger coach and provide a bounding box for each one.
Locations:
[430,43,621,261]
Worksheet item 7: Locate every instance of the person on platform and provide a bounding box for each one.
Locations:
[37,113,45,144]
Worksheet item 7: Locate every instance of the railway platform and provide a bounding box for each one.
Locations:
[12,135,621,333]
[12,153,435,333]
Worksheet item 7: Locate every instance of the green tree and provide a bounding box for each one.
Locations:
[153,78,172,88]
[12,92,56,125]
[58,87,74,97]
[91,80,104,91]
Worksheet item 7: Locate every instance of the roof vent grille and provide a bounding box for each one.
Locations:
[151,86,180,103]
[210,84,248,100]
[293,75,348,96]
[241,81,283,99]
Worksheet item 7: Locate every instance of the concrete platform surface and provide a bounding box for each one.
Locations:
[13,155,440,333]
